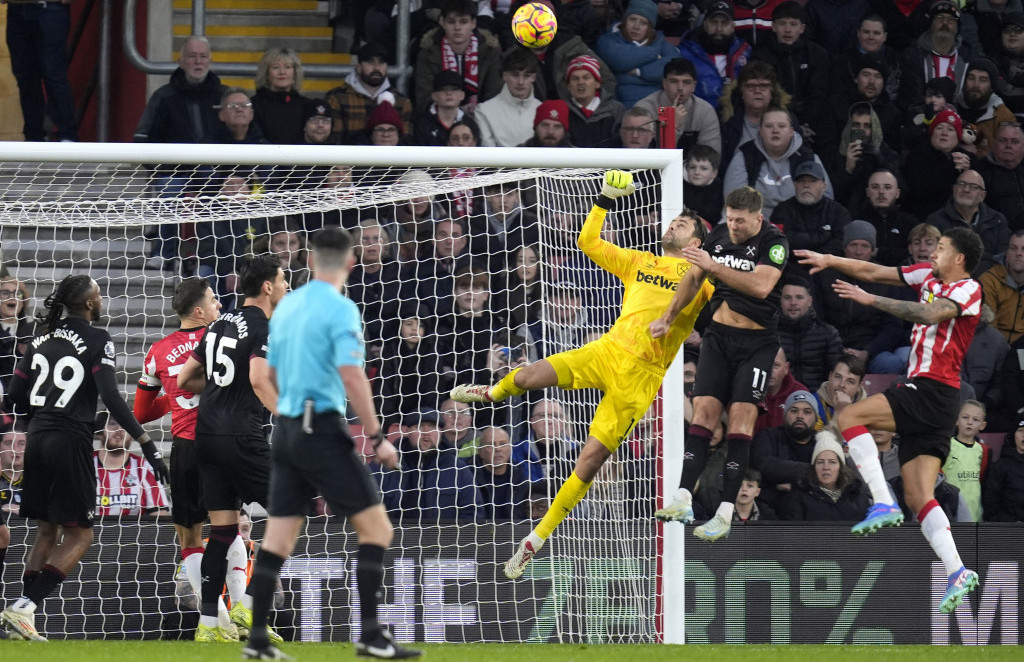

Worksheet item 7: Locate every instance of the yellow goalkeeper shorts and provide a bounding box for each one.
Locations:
[545,337,665,452]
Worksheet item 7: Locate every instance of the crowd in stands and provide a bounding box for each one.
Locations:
[5,0,1024,526]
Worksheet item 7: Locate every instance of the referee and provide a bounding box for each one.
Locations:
[242,228,420,660]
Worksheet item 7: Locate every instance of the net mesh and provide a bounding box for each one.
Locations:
[0,154,671,642]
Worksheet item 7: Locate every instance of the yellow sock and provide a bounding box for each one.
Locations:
[489,367,526,401]
[535,472,592,540]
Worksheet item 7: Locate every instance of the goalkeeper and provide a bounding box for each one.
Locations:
[451,170,713,579]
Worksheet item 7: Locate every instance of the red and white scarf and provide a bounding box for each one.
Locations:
[448,167,476,216]
[441,33,480,100]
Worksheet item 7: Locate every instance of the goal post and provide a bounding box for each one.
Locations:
[0,142,687,643]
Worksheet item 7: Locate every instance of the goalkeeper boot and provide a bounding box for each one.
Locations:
[851,502,904,536]
[504,536,543,580]
[195,622,236,643]
[1,604,47,642]
[940,567,980,614]
[231,602,284,644]
[242,643,294,660]
[356,626,422,659]
[693,514,732,542]
[450,384,494,403]
[654,488,695,524]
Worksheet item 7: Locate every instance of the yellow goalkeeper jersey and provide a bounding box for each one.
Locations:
[577,204,713,371]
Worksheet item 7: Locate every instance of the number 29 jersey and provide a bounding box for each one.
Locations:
[193,306,270,438]
[16,316,117,436]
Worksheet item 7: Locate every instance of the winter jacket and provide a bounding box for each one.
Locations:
[475,83,542,147]
[531,33,617,103]
[771,195,851,257]
[778,310,845,389]
[830,46,908,111]
[901,142,976,220]
[412,105,466,146]
[805,0,871,54]
[634,89,721,154]
[983,438,1024,522]
[348,261,404,346]
[814,266,888,351]
[414,27,503,110]
[926,199,1010,270]
[594,26,679,108]
[750,34,830,132]
[374,439,483,522]
[133,68,225,145]
[962,321,1009,409]
[377,336,455,424]
[779,476,871,522]
[751,424,818,509]
[566,97,625,148]
[724,131,833,219]
[901,31,976,107]
[677,29,752,110]
[251,87,311,145]
[473,460,532,520]
[512,431,580,484]
[683,179,725,226]
[965,0,1024,58]
[977,154,1024,232]
[979,261,1024,343]
[718,81,793,160]
[830,104,902,208]
[732,0,786,47]
[754,371,809,435]
[956,92,1017,159]
[323,71,414,143]
[820,89,903,162]
[850,204,918,267]
[992,44,1024,115]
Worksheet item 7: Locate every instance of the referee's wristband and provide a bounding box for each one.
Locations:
[595,194,614,210]
[368,430,385,449]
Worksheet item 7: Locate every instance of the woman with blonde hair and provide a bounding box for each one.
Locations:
[252,47,310,144]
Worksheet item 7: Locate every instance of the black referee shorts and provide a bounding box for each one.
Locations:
[170,437,208,528]
[692,322,780,406]
[195,433,271,512]
[883,377,960,465]
[19,427,95,528]
[268,413,381,518]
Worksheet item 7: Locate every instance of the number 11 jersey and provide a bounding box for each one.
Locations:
[193,306,270,438]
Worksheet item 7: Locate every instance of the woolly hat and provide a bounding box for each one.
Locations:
[624,0,658,26]
[366,101,403,133]
[784,390,815,413]
[930,107,964,140]
[534,99,570,130]
[566,54,602,83]
[966,57,1000,83]
[925,76,957,105]
[928,0,960,21]
[856,52,890,82]
[812,430,846,466]
[843,219,877,250]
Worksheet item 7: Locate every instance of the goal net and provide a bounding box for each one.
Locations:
[0,143,686,643]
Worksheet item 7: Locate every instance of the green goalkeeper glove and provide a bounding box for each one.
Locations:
[601,170,635,199]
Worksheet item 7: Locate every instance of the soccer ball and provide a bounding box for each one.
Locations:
[512,3,558,49]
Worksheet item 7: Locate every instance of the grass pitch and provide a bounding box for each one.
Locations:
[0,641,1019,662]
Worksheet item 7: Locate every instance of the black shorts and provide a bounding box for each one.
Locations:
[883,377,960,464]
[195,433,271,512]
[692,322,780,406]
[268,413,381,518]
[19,427,95,528]
[170,437,208,528]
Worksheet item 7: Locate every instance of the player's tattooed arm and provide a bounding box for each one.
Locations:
[871,296,960,325]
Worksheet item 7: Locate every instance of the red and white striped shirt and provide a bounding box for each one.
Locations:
[94,452,169,517]
[900,264,981,388]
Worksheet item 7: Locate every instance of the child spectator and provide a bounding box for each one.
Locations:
[733,469,777,521]
[943,399,991,521]
[983,420,1024,522]
[682,144,724,225]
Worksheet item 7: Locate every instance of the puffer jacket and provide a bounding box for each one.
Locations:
[779,476,871,522]
[677,29,751,110]
[778,310,845,389]
[594,25,679,108]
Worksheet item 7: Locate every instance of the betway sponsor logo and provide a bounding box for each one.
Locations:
[713,254,756,271]
[635,271,678,291]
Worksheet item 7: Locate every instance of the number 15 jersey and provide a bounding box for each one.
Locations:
[193,306,270,438]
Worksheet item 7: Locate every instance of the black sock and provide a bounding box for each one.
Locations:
[721,434,753,504]
[200,524,237,619]
[247,549,285,648]
[357,544,386,637]
[679,424,713,491]
[23,570,39,594]
[25,564,66,605]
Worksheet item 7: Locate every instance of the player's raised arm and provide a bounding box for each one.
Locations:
[796,249,904,286]
[832,279,962,325]
[577,170,635,253]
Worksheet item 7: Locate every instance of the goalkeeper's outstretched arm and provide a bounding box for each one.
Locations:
[577,169,636,269]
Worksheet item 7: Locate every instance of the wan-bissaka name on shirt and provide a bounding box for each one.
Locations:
[636,271,678,291]
[32,328,88,354]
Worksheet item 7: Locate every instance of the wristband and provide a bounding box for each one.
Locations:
[369,430,386,449]
[595,194,614,210]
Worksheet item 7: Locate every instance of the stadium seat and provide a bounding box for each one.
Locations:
[863,373,899,396]
[978,432,1006,463]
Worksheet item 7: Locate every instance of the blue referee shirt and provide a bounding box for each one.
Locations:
[268,279,364,418]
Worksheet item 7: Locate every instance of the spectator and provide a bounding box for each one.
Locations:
[251,48,310,145]
[474,426,531,520]
[265,100,341,192]
[907,224,943,267]
[831,15,908,109]
[634,57,721,153]
[214,88,265,146]
[300,98,337,148]
[779,431,871,522]
[963,304,1010,409]
[470,183,540,272]
[956,59,1016,158]
[821,53,903,162]
[979,229,1024,342]
[0,421,26,517]
[901,74,957,154]
[375,409,482,522]
[324,42,413,143]
[976,120,1024,232]
[723,107,833,220]
[414,0,503,112]
[413,71,468,146]
[379,169,444,263]
[0,273,33,396]
[872,428,901,481]
[944,400,992,521]
[377,308,454,425]
[254,217,308,291]
[772,160,851,256]
[611,107,658,148]
[812,354,868,427]
[683,145,725,224]
[751,389,820,509]
[677,1,752,111]
[493,244,544,354]
[476,47,542,147]
[361,101,406,145]
[732,469,778,521]
[851,170,918,267]
[777,276,844,388]
[804,0,871,55]
[750,1,829,139]
[521,99,573,147]
[512,399,581,485]
[755,347,809,434]
[563,55,624,147]
[992,14,1024,115]
[926,169,1010,271]
[441,397,481,458]
[403,216,474,316]
[6,0,77,141]
[901,1,976,108]
[982,420,1024,522]
[594,0,679,108]
[348,219,402,351]
[92,413,170,519]
[534,283,591,357]
[832,102,902,209]
[732,0,787,46]
[719,61,791,163]
[968,0,1023,56]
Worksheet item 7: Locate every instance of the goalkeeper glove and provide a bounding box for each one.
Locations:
[138,434,170,484]
[601,170,636,199]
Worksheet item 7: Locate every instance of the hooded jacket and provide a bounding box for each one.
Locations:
[901,30,975,106]
[677,28,752,110]
[324,70,414,142]
[594,24,680,108]
[830,103,902,206]
[634,88,722,153]
[475,83,542,147]
[813,379,869,427]
[133,67,225,145]
[957,90,1017,159]
[751,423,818,509]
[755,371,809,435]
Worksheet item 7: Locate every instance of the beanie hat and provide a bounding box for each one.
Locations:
[534,99,570,130]
[843,219,877,250]
[784,390,815,413]
[566,54,602,83]
[624,0,659,26]
[966,57,1000,84]
[856,52,890,82]
[366,101,404,134]
[925,76,957,105]
[930,107,963,140]
[812,430,846,466]
[928,0,961,21]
